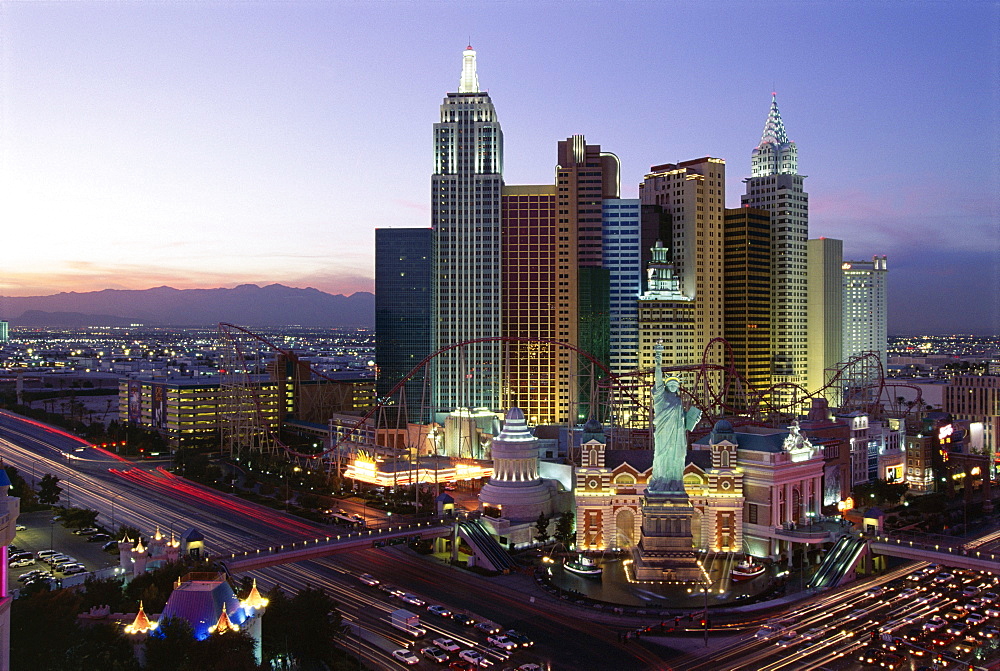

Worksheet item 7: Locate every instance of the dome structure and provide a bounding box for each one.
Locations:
[478,407,554,523]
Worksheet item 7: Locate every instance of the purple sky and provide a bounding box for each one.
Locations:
[1,2,996,334]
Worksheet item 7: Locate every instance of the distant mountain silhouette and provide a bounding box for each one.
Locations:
[0,284,374,328]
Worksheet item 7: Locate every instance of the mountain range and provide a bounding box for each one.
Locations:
[0,284,374,328]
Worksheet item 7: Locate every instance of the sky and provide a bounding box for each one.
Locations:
[0,1,997,335]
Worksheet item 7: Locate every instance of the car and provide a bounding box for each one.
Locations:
[858,646,882,665]
[427,604,452,617]
[102,541,118,551]
[378,583,397,595]
[73,527,99,535]
[516,666,542,671]
[864,586,886,598]
[879,652,905,670]
[897,588,919,599]
[800,627,824,641]
[968,613,987,626]
[14,524,25,531]
[46,554,71,566]
[88,533,111,542]
[929,633,955,649]
[452,613,475,626]
[62,564,86,575]
[985,606,1000,618]
[400,593,426,607]
[933,572,954,585]
[504,630,533,647]
[754,625,780,639]
[475,622,501,635]
[944,607,968,621]
[924,616,947,632]
[487,635,516,651]
[358,573,379,586]
[391,649,420,666]
[983,591,999,602]
[420,646,449,663]
[775,632,799,647]
[963,585,981,598]
[9,557,34,568]
[433,637,461,653]
[459,650,485,666]
[9,551,33,561]
[981,625,1000,638]
[16,571,42,583]
[448,662,474,671]
[954,636,981,654]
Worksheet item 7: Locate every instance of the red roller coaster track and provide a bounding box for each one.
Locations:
[216,324,919,463]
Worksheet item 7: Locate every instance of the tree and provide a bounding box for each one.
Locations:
[554,511,575,549]
[533,512,550,544]
[4,466,38,510]
[38,473,62,505]
[145,616,195,671]
[62,623,140,671]
[263,585,346,669]
[183,629,260,671]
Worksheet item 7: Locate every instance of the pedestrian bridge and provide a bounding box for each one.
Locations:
[867,532,1000,573]
[218,519,454,573]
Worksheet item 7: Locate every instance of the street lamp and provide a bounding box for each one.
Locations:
[110,493,123,534]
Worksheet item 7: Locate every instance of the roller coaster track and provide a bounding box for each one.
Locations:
[216,324,919,464]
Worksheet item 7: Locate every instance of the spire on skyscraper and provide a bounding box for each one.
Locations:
[459,45,479,93]
[758,92,790,148]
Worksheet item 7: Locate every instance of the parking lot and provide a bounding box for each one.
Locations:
[9,510,119,585]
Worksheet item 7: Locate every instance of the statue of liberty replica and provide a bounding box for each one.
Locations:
[632,342,704,582]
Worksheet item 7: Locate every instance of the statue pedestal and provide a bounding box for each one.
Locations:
[632,491,703,582]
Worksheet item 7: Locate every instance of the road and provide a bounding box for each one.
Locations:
[0,411,668,671]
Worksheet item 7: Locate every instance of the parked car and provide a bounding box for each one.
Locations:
[88,533,111,542]
[102,541,118,551]
[9,557,34,568]
[62,564,86,575]
[73,527,99,535]
[36,550,58,559]
[15,524,25,531]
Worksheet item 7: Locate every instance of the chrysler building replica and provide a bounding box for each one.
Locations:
[431,46,504,419]
[741,94,809,408]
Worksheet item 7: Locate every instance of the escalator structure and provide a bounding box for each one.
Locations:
[456,520,518,573]
[807,534,868,591]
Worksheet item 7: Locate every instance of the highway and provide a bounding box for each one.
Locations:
[0,411,663,671]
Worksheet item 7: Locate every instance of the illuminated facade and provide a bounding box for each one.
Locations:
[574,425,744,553]
[741,95,809,405]
[639,158,727,387]
[944,374,1000,455]
[119,376,280,451]
[723,207,772,403]
[431,46,504,418]
[806,237,844,403]
[501,185,563,425]
[603,199,642,376]
[637,240,696,389]
[842,256,888,371]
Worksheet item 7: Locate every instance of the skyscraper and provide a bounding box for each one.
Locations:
[639,157,727,385]
[555,136,620,422]
[431,46,504,420]
[602,199,642,376]
[501,184,560,425]
[723,207,772,405]
[375,227,432,421]
[741,95,809,407]
[842,256,888,371]
[807,237,844,404]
